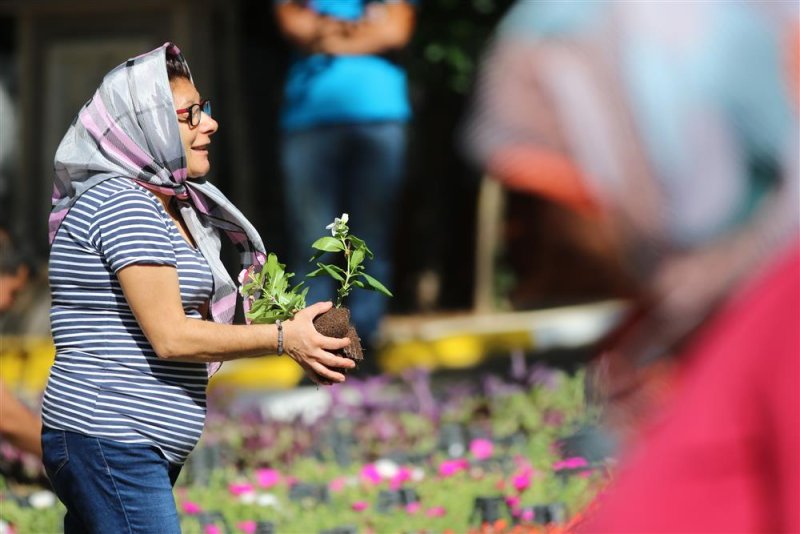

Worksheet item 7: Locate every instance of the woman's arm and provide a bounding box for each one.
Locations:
[0,381,42,458]
[117,264,354,383]
[275,1,416,56]
[274,2,344,53]
[316,2,416,56]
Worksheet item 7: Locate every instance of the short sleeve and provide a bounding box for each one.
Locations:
[89,188,177,273]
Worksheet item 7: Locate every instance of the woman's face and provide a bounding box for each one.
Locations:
[170,77,218,178]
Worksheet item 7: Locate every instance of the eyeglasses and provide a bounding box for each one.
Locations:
[175,99,211,127]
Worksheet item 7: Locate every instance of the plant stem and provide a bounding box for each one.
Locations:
[336,236,352,307]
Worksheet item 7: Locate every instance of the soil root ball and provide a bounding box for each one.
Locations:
[313,307,364,363]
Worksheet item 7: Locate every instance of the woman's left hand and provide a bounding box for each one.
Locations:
[282,301,354,384]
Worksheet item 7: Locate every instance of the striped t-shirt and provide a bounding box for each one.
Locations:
[42,177,214,464]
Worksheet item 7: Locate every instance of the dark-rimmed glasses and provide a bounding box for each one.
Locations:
[175,99,211,127]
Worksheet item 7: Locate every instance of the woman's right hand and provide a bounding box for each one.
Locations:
[282,301,354,384]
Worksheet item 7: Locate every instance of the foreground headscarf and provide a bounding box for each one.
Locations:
[49,43,264,353]
[464,1,799,363]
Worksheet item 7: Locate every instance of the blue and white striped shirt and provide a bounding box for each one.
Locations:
[42,177,214,464]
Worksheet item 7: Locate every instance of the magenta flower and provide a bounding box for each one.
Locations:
[469,438,494,460]
[204,526,222,534]
[390,467,412,490]
[351,501,369,512]
[237,521,257,534]
[426,506,447,517]
[256,468,281,489]
[181,501,202,515]
[438,458,468,477]
[512,471,532,492]
[505,495,520,509]
[360,463,382,485]
[228,482,254,497]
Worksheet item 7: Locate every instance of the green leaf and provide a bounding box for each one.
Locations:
[361,273,393,297]
[318,263,344,281]
[265,253,283,277]
[311,237,345,253]
[350,248,365,268]
[306,267,325,278]
[348,235,373,258]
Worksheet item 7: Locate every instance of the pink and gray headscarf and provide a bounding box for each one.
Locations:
[49,42,265,329]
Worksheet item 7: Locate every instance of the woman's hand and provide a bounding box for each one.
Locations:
[282,301,354,384]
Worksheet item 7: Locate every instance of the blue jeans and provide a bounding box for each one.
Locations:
[41,427,183,534]
[282,122,407,347]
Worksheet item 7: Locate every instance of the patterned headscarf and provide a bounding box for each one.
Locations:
[49,43,265,331]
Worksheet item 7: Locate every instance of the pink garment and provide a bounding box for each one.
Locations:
[581,245,800,532]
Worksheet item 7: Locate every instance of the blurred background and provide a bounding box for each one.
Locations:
[0,0,631,383]
[0,1,796,532]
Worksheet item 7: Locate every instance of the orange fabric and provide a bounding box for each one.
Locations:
[488,146,598,215]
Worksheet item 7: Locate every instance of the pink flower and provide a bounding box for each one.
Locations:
[390,467,412,490]
[553,456,589,471]
[426,506,447,517]
[328,476,348,492]
[181,501,202,515]
[351,501,369,512]
[228,482,254,496]
[438,458,468,477]
[360,463,382,485]
[204,526,222,534]
[237,521,257,534]
[469,438,494,460]
[521,509,535,522]
[405,502,421,514]
[256,468,281,489]
[237,268,249,286]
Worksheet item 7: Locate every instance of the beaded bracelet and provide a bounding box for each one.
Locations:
[275,319,284,356]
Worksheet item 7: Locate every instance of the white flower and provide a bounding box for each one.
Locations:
[374,458,399,479]
[28,490,57,509]
[256,493,279,507]
[325,213,349,236]
[411,467,425,482]
[238,491,257,505]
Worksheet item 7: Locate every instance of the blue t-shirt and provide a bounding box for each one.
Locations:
[278,0,416,131]
[42,177,214,464]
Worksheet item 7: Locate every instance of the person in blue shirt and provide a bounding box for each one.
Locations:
[274,0,417,364]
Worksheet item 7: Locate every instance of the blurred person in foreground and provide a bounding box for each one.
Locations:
[274,0,417,363]
[465,1,799,531]
[0,229,42,459]
[42,43,353,533]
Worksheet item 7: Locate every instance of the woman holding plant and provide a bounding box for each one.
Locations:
[41,43,353,534]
